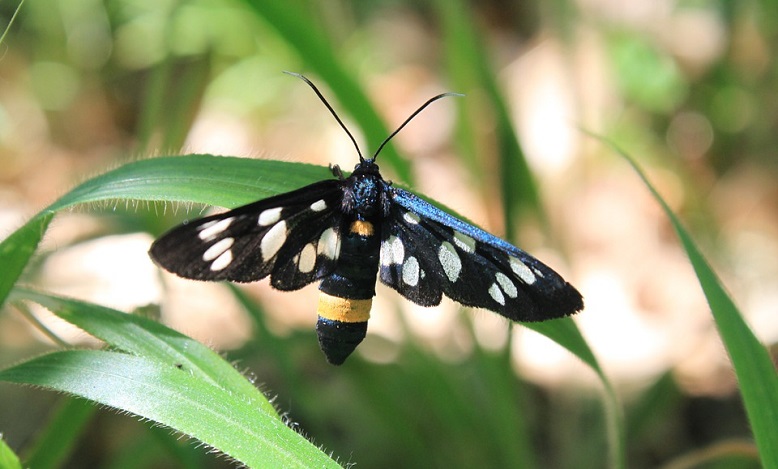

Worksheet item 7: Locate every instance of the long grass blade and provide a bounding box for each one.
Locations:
[600,137,778,468]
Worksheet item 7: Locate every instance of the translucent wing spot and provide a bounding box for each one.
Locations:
[197,217,234,241]
[495,272,518,298]
[202,237,234,261]
[438,241,462,283]
[204,238,235,272]
[403,211,420,225]
[402,256,420,286]
[453,232,476,253]
[258,207,282,226]
[318,227,340,260]
[509,257,536,284]
[381,235,405,266]
[488,283,505,305]
[210,250,233,271]
[298,243,317,273]
[261,221,287,261]
[310,199,327,212]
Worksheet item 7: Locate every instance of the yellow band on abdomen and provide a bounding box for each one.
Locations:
[317,292,372,323]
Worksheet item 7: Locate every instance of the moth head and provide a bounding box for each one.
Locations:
[352,158,380,175]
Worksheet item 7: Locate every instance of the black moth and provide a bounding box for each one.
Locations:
[150,72,584,365]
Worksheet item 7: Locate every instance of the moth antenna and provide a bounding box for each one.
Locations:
[284,71,364,161]
[372,92,463,160]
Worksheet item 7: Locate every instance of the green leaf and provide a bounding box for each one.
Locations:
[0,155,327,309]
[526,319,600,378]
[0,213,52,309]
[0,436,22,469]
[22,398,95,469]
[9,287,274,416]
[527,318,625,469]
[602,138,778,469]
[0,0,24,47]
[0,351,335,468]
[2,290,338,468]
[45,155,329,212]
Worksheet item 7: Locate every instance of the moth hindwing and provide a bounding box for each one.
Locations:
[150,73,583,365]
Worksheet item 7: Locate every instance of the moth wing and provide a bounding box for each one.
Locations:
[149,180,343,291]
[379,188,583,322]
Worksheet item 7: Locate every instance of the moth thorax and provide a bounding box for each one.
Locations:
[316,292,372,365]
[352,176,381,217]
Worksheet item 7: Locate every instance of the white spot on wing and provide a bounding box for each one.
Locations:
[258,207,282,226]
[318,228,339,260]
[453,232,476,253]
[261,220,287,261]
[509,257,536,284]
[202,237,234,261]
[198,217,234,241]
[488,283,505,305]
[438,241,462,283]
[402,256,420,286]
[310,199,327,212]
[495,272,518,298]
[381,235,405,266]
[210,250,233,271]
[298,243,317,273]
[403,211,420,225]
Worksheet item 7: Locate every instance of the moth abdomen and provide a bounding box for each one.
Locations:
[315,315,369,366]
[316,292,372,364]
[315,221,381,364]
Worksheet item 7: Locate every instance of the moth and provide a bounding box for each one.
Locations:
[149,72,584,365]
